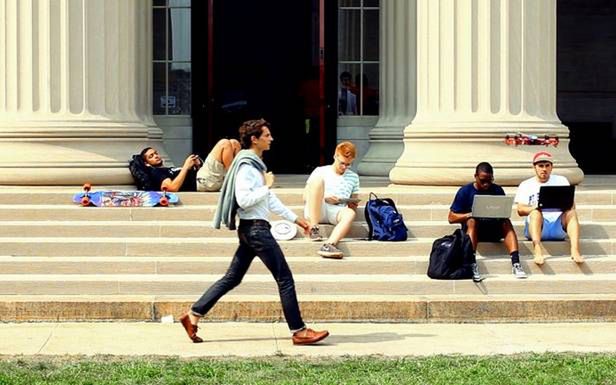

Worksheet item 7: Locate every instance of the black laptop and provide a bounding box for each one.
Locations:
[538,185,575,210]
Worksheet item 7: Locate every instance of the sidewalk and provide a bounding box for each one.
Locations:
[2,321,615,357]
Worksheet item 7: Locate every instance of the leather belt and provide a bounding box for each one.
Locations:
[239,219,270,226]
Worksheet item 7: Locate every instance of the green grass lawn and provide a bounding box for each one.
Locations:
[0,353,615,385]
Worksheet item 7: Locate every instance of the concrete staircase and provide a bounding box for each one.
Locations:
[1,177,615,323]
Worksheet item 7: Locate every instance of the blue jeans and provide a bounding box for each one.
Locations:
[191,219,305,331]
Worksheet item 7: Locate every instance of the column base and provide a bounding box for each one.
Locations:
[389,123,585,186]
[0,139,170,185]
[358,121,406,177]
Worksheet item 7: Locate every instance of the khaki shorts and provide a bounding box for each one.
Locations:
[196,154,225,192]
[304,202,343,225]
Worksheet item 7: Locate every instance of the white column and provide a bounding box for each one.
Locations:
[0,0,168,185]
[390,0,583,185]
[358,0,416,176]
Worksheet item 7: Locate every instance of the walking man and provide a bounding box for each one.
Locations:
[179,119,329,345]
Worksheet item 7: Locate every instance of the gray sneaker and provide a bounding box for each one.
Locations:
[309,226,322,242]
[318,243,343,259]
[512,263,528,279]
[471,263,483,282]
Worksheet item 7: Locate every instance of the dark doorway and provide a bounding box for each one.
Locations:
[192,0,337,173]
[557,0,616,174]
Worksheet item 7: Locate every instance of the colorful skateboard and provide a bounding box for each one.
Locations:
[73,184,179,207]
[505,133,559,147]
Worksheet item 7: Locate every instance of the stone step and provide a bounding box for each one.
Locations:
[2,294,616,322]
[0,204,615,222]
[1,220,615,239]
[0,273,615,296]
[0,255,612,275]
[0,237,613,257]
[0,294,616,322]
[0,188,614,205]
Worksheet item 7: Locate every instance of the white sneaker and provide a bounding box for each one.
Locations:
[471,263,483,282]
[512,263,527,279]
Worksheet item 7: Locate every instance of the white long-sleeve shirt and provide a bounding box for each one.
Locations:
[234,164,297,223]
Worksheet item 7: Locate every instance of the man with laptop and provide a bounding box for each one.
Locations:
[514,151,584,265]
[449,162,526,281]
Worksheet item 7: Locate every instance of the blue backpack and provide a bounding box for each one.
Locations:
[364,193,408,241]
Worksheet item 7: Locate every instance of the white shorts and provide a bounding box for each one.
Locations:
[304,202,343,225]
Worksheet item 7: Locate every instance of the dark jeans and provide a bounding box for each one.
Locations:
[191,219,305,331]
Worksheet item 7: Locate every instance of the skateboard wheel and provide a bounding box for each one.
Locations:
[80,196,90,206]
[159,197,169,206]
[83,183,92,192]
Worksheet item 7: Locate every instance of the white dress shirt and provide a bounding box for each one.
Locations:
[235,163,298,223]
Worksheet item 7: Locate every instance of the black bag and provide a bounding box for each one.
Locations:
[427,229,474,279]
[364,192,408,241]
[128,154,157,191]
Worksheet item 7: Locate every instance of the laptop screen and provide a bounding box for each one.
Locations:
[538,185,575,211]
[471,195,514,219]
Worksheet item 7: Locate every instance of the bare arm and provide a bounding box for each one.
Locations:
[516,203,536,217]
[161,155,199,192]
[448,210,471,224]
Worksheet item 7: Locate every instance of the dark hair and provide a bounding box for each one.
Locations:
[238,119,271,149]
[475,162,494,175]
[340,71,352,81]
[140,147,154,161]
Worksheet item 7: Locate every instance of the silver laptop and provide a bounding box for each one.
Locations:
[471,195,514,219]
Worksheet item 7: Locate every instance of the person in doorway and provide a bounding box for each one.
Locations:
[514,151,584,265]
[338,71,357,115]
[448,162,526,281]
[179,118,329,346]
[141,138,240,192]
[304,141,360,259]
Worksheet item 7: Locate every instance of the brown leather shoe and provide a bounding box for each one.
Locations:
[179,312,203,343]
[292,328,329,345]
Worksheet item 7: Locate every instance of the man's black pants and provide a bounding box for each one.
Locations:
[191,219,305,331]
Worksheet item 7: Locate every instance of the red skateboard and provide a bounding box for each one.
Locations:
[505,133,559,147]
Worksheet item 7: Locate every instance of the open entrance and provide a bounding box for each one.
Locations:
[557,0,616,174]
[192,0,337,173]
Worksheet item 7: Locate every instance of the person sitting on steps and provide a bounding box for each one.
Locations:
[514,151,584,265]
[303,141,360,259]
[141,138,241,192]
[448,162,527,282]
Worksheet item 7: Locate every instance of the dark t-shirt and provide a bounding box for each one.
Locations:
[450,182,505,214]
[149,167,197,192]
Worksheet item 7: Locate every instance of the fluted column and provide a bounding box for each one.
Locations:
[0,0,168,185]
[390,0,583,185]
[358,0,416,176]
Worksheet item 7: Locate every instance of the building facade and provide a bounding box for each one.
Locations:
[1,0,614,185]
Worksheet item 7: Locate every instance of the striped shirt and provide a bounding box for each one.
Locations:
[306,165,360,203]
